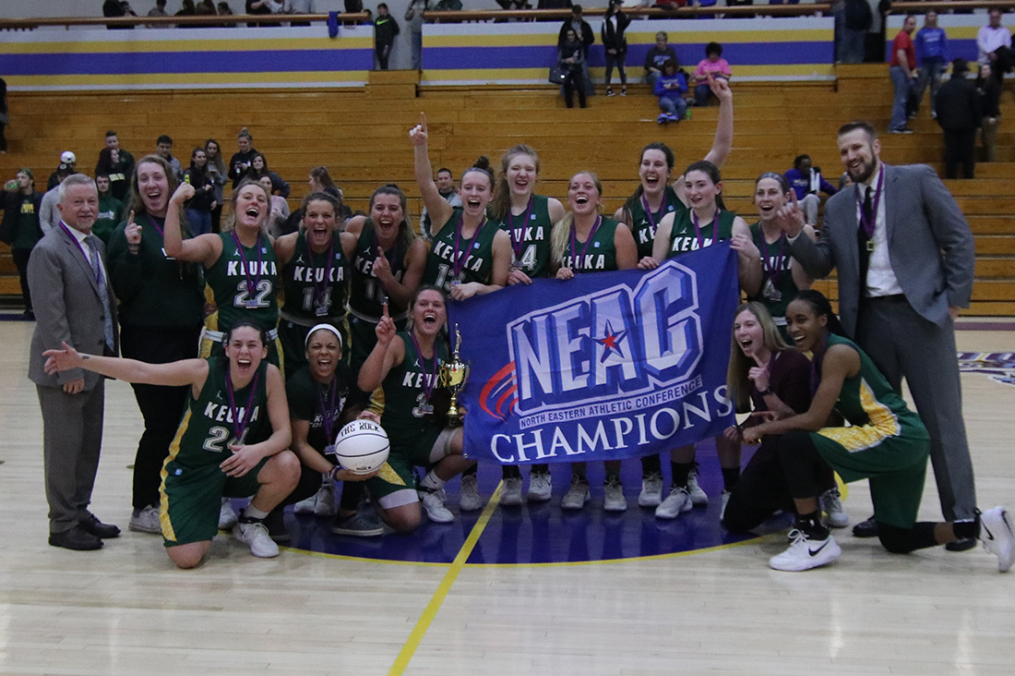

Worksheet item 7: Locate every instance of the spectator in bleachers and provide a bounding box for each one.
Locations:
[645,33,678,89]
[840,0,871,64]
[405,0,432,70]
[495,0,533,23]
[196,0,218,18]
[0,169,43,318]
[155,135,184,181]
[92,172,125,245]
[435,0,463,13]
[176,0,197,18]
[784,155,837,226]
[257,175,290,237]
[48,152,77,191]
[935,58,981,180]
[146,0,169,27]
[558,5,594,96]
[914,10,948,119]
[308,166,341,200]
[98,131,136,201]
[558,28,587,109]
[977,64,1001,163]
[420,167,462,240]
[103,0,132,29]
[39,164,74,236]
[228,128,258,189]
[218,1,235,16]
[182,147,217,235]
[978,8,1013,86]
[693,42,731,107]
[244,153,291,198]
[888,14,917,135]
[601,0,629,98]
[374,3,400,71]
[654,60,687,124]
[203,139,227,231]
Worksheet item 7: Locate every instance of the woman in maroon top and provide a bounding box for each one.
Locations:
[720,302,845,533]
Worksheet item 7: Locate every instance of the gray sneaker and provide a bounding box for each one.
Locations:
[656,486,692,519]
[293,493,317,515]
[638,471,663,507]
[604,477,627,512]
[459,474,484,511]
[313,482,337,518]
[128,504,161,534]
[821,488,849,528]
[218,498,238,530]
[687,467,709,507]
[500,477,524,507]
[561,476,590,510]
[233,520,280,558]
[720,490,731,522]
[527,471,553,502]
[419,488,454,523]
[332,511,384,537]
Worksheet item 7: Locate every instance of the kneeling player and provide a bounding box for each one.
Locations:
[44,322,299,569]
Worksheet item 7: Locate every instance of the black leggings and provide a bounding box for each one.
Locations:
[604,50,627,87]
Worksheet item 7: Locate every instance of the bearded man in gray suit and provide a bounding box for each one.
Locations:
[779,121,979,548]
[28,174,121,551]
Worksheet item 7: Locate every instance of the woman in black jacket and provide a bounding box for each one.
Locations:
[601,0,630,97]
[559,28,586,109]
[182,147,216,235]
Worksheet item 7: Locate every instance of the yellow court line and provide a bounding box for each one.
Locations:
[388,482,504,676]
[283,547,448,567]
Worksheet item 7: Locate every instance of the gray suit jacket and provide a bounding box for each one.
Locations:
[27,225,119,390]
[788,163,975,337]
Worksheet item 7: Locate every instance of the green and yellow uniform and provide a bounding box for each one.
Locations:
[93,193,124,246]
[667,208,736,257]
[348,219,411,373]
[286,364,350,454]
[810,334,930,529]
[628,186,684,258]
[498,194,553,279]
[279,232,350,374]
[748,222,800,338]
[159,358,272,546]
[560,217,621,272]
[423,208,500,292]
[366,332,450,503]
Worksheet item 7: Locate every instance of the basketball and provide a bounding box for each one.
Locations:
[334,420,390,475]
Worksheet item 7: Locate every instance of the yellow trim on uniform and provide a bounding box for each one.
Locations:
[159,407,194,542]
[817,378,901,453]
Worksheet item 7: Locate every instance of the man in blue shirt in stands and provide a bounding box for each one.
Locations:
[915,10,949,119]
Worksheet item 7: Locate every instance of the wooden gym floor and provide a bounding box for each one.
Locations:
[0,318,1013,675]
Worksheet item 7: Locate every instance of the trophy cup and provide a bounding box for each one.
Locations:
[439,324,470,426]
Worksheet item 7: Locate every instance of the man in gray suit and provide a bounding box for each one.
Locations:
[28,174,121,551]
[780,121,979,546]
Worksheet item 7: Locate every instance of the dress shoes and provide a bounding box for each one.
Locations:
[852,515,879,538]
[79,514,121,539]
[49,525,103,551]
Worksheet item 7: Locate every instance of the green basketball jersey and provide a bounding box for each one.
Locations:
[498,194,553,279]
[166,357,271,468]
[348,219,409,321]
[206,232,279,333]
[561,218,621,273]
[667,209,736,257]
[286,364,350,453]
[281,232,349,324]
[373,332,449,454]
[423,208,500,292]
[628,186,685,258]
[748,223,799,321]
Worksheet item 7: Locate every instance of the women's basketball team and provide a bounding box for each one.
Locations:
[42,75,1013,573]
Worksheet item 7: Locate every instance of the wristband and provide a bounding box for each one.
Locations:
[758,387,772,396]
[328,465,341,481]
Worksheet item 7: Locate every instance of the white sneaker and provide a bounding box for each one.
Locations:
[129,505,161,534]
[501,477,524,507]
[604,477,627,512]
[720,490,731,522]
[769,529,841,572]
[638,471,663,507]
[218,498,238,530]
[527,471,552,502]
[419,488,454,523]
[561,477,590,510]
[655,486,692,519]
[979,506,1015,573]
[233,520,280,558]
[821,488,849,528]
[313,482,337,517]
[459,474,484,511]
[293,494,317,515]
[687,467,709,507]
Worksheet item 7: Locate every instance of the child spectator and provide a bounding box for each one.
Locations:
[694,42,731,107]
[644,31,678,88]
[374,3,400,70]
[654,60,687,124]
[784,155,837,225]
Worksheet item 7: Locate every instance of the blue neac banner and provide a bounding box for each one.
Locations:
[448,242,740,464]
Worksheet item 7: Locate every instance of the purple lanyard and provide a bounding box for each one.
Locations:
[452,214,485,278]
[691,208,719,249]
[316,377,338,441]
[232,231,263,297]
[409,331,438,402]
[509,196,534,260]
[569,216,602,270]
[854,169,885,240]
[760,232,787,286]
[312,238,334,309]
[225,370,260,443]
[144,214,165,238]
[640,195,663,234]
[59,223,101,286]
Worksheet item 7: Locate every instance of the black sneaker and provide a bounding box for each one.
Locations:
[852,515,878,538]
[889,126,915,134]
[263,509,290,543]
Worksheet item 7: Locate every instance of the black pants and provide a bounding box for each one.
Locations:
[278,463,367,512]
[120,324,202,510]
[376,42,393,70]
[943,129,976,179]
[12,247,33,312]
[604,50,627,88]
[563,69,586,108]
[211,203,223,233]
[0,123,7,152]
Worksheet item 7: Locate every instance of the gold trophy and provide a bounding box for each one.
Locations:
[439,324,470,426]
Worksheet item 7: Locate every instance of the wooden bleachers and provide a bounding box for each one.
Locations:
[2,65,1013,315]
